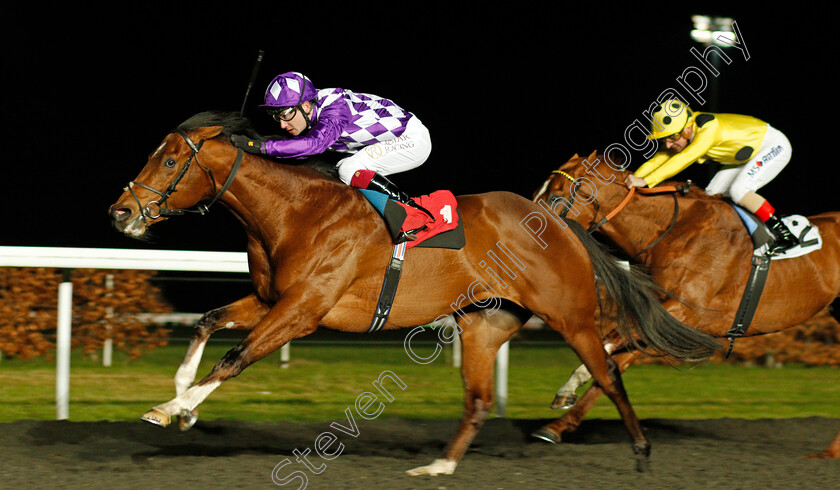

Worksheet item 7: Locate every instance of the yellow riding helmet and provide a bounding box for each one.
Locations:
[648,99,694,140]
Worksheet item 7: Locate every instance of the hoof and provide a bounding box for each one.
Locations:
[178,408,199,431]
[634,441,651,472]
[531,427,562,444]
[140,408,171,427]
[406,458,457,476]
[635,456,651,473]
[550,393,577,410]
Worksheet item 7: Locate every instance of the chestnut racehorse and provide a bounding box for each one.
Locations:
[109,113,721,475]
[533,150,840,459]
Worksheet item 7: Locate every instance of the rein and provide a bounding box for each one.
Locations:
[550,170,690,258]
[127,130,244,221]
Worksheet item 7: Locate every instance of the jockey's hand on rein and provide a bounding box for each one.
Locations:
[231,134,265,154]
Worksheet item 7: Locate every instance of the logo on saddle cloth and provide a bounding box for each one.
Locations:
[360,189,465,333]
[359,189,466,250]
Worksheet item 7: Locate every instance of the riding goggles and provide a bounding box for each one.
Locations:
[268,107,297,122]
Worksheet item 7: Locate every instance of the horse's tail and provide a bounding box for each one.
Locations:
[566,220,722,361]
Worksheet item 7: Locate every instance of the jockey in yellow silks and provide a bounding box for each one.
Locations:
[625,99,799,255]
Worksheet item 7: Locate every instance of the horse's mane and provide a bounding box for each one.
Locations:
[177,111,339,180]
[177,111,258,139]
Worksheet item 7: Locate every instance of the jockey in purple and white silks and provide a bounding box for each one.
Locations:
[231,72,433,232]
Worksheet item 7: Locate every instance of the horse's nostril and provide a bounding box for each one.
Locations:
[110,207,132,222]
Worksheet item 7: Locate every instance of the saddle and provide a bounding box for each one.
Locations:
[359,189,465,333]
[359,189,465,250]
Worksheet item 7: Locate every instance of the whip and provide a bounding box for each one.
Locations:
[239,49,265,117]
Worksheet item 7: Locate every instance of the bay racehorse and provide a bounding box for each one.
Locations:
[109,113,721,475]
[533,150,840,458]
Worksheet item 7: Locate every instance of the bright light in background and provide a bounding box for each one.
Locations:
[691,15,737,47]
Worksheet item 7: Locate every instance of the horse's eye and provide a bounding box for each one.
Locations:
[164,158,176,168]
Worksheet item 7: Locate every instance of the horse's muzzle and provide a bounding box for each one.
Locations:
[109,204,147,238]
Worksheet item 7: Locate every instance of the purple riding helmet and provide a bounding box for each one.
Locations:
[260,71,318,109]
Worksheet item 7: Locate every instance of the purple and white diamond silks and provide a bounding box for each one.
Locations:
[317,88,414,152]
[259,81,416,160]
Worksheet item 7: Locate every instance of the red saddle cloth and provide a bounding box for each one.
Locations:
[397,190,459,249]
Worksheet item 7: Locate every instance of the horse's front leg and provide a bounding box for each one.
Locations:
[141,296,322,428]
[563,329,651,472]
[548,335,624,410]
[534,349,641,443]
[175,294,271,395]
[172,294,271,430]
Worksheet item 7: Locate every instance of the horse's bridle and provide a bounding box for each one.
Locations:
[127,130,243,221]
[550,170,599,224]
[547,169,689,258]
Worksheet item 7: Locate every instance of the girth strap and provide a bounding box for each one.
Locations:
[725,254,772,358]
[368,242,407,333]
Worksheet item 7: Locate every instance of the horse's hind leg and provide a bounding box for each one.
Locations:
[808,428,840,458]
[534,350,641,443]
[407,308,524,476]
[829,297,840,324]
[805,297,840,458]
[555,322,651,471]
[549,330,625,410]
[173,294,270,430]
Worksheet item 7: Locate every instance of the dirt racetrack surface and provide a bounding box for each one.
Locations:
[1,417,837,489]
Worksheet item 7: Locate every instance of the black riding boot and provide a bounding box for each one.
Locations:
[765,214,800,255]
[367,174,435,220]
[367,173,435,242]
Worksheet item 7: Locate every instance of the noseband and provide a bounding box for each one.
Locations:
[127,130,243,221]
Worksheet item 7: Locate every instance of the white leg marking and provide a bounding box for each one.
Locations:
[175,341,207,396]
[556,342,617,396]
[406,458,458,476]
[556,364,592,397]
[156,380,222,418]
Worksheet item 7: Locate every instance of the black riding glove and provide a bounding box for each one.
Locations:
[231,134,265,154]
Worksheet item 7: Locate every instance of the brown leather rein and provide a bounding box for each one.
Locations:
[549,170,690,258]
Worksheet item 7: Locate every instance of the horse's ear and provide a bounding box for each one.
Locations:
[194,125,224,140]
[571,153,579,159]
[588,150,598,161]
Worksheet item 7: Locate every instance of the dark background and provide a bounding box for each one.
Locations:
[3,5,835,308]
